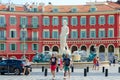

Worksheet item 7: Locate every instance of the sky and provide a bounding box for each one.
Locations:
[0,0,118,5]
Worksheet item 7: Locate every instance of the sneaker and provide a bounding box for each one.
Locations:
[64,76,66,79]
[52,77,55,80]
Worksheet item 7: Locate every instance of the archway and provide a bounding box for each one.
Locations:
[81,46,87,51]
[44,46,50,51]
[99,45,105,61]
[71,46,78,53]
[52,46,59,52]
[90,45,95,52]
[108,45,114,61]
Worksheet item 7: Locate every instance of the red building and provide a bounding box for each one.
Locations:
[0,1,120,61]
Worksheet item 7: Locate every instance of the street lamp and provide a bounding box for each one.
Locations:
[22,25,26,60]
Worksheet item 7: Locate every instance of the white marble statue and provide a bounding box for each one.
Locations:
[60,20,69,54]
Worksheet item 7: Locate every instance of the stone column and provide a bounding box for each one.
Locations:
[114,48,119,59]
[87,48,90,56]
[105,48,108,61]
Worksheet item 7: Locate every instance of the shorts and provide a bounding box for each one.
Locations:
[51,65,56,71]
[64,66,70,71]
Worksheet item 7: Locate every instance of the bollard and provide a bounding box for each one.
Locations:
[44,68,47,76]
[84,68,87,77]
[102,67,105,73]
[42,66,44,72]
[105,69,108,77]
[87,66,89,73]
[56,66,59,72]
[71,66,74,72]
[118,67,120,73]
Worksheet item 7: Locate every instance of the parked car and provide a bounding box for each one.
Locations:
[0,59,32,75]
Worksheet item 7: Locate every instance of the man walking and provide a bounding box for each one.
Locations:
[50,53,57,80]
[63,54,71,79]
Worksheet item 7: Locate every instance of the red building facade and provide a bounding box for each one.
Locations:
[0,1,120,61]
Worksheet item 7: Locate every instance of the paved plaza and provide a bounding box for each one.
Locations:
[1,64,120,80]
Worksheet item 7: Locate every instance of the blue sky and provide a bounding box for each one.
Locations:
[1,0,118,5]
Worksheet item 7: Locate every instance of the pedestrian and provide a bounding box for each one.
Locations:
[23,57,31,75]
[58,57,63,70]
[63,53,71,79]
[112,56,116,66]
[50,53,57,80]
[96,57,100,70]
[92,56,97,70]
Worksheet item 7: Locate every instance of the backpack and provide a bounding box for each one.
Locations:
[65,58,70,66]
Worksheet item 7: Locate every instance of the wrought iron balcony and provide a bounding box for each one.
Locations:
[0,37,6,40]
[32,38,39,41]
[28,24,39,28]
[31,25,39,28]
[20,38,28,41]
[0,24,7,28]
[19,25,28,28]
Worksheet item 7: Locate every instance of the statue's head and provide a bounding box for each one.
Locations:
[63,20,67,26]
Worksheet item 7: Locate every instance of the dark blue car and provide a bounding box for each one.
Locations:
[0,59,30,75]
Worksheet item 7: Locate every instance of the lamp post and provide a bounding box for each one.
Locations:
[22,25,26,60]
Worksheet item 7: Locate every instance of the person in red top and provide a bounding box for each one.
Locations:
[92,57,97,70]
[50,53,57,79]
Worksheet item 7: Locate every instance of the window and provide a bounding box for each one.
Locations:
[52,17,59,26]
[10,16,16,25]
[20,17,28,27]
[43,30,50,38]
[10,30,16,38]
[32,32,38,40]
[43,17,50,26]
[99,16,105,25]
[71,17,78,26]
[108,29,114,38]
[90,16,96,25]
[0,30,6,40]
[62,17,68,25]
[0,43,6,51]
[20,43,27,51]
[32,17,38,28]
[80,16,86,25]
[90,6,97,12]
[90,30,96,38]
[20,30,27,40]
[32,8,38,12]
[52,8,58,12]
[71,8,77,13]
[0,16,6,27]
[108,15,114,25]
[10,7,15,11]
[99,29,105,38]
[71,30,78,39]
[32,44,38,51]
[80,30,86,38]
[10,44,16,51]
[52,30,59,39]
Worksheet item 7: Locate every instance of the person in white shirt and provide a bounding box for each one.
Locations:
[23,57,31,75]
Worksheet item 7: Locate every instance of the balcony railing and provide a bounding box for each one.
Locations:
[32,38,39,41]
[0,24,7,28]
[28,24,39,28]
[19,25,28,28]
[20,38,39,41]
[0,37,6,40]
